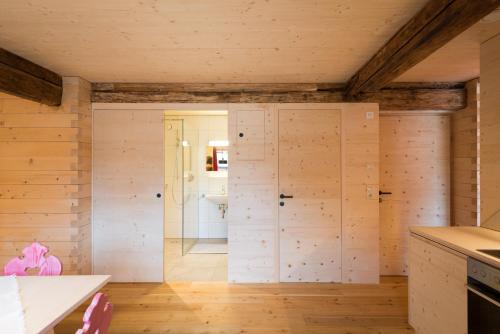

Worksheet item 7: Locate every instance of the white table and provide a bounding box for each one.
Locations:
[17,275,111,334]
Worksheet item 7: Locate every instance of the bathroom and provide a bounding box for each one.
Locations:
[164,111,228,281]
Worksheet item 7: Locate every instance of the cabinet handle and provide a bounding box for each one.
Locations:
[280,194,294,199]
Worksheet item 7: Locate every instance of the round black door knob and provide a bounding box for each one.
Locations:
[280,201,285,206]
[239,133,244,137]
[156,193,162,198]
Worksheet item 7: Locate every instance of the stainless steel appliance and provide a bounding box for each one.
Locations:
[467,257,500,334]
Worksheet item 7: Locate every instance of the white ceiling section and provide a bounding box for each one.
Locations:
[0,0,428,83]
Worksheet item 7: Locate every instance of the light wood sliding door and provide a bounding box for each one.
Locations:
[380,114,450,275]
[278,107,342,282]
[93,109,164,282]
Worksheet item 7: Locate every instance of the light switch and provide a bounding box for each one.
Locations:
[366,185,375,199]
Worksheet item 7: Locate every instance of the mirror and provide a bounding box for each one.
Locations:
[206,146,228,172]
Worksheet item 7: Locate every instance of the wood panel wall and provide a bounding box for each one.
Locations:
[451,79,479,227]
[228,103,379,283]
[0,77,92,274]
[379,114,450,275]
[480,34,500,229]
[341,104,380,283]
[228,104,279,283]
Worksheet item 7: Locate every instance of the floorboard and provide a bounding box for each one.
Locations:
[55,276,413,334]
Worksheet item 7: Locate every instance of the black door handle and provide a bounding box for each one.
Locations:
[379,191,392,195]
[280,194,294,199]
[156,193,162,198]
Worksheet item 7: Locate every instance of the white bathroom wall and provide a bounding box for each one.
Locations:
[196,116,228,239]
[164,114,228,239]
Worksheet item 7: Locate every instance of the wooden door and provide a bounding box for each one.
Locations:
[93,109,164,282]
[380,114,450,275]
[278,108,342,282]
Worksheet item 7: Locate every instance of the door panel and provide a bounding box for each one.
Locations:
[93,109,164,282]
[380,115,450,275]
[278,108,341,282]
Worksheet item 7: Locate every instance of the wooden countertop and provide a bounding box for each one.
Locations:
[410,226,500,268]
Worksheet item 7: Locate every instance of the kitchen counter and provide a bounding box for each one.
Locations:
[410,226,500,268]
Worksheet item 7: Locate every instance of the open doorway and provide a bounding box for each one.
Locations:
[164,111,228,281]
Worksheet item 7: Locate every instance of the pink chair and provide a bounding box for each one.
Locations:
[3,242,62,276]
[76,292,113,334]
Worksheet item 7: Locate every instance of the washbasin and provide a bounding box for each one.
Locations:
[205,194,228,205]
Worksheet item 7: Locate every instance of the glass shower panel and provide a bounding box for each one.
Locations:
[181,118,199,255]
[164,119,199,256]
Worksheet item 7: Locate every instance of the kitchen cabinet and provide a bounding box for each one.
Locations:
[408,234,467,334]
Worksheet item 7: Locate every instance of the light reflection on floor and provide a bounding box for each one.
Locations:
[164,239,227,282]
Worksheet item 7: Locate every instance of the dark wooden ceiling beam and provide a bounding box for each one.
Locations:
[92,82,466,111]
[92,82,345,93]
[0,48,62,106]
[344,0,500,98]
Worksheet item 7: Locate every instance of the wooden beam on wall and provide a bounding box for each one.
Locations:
[358,88,465,110]
[0,48,62,106]
[92,82,344,93]
[344,0,500,98]
[91,82,466,110]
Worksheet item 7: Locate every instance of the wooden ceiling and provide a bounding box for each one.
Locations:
[0,0,497,83]
[396,17,500,82]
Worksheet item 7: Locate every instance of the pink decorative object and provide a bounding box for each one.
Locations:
[76,293,113,334]
[3,242,62,276]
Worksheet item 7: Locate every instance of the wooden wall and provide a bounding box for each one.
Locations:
[451,79,479,227]
[228,103,379,283]
[0,77,92,274]
[341,104,380,283]
[480,34,500,229]
[379,113,450,275]
[228,104,279,283]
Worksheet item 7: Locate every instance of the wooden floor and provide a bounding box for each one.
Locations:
[55,277,413,334]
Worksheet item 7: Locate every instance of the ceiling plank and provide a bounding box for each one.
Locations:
[344,0,500,98]
[92,83,465,111]
[0,48,62,106]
